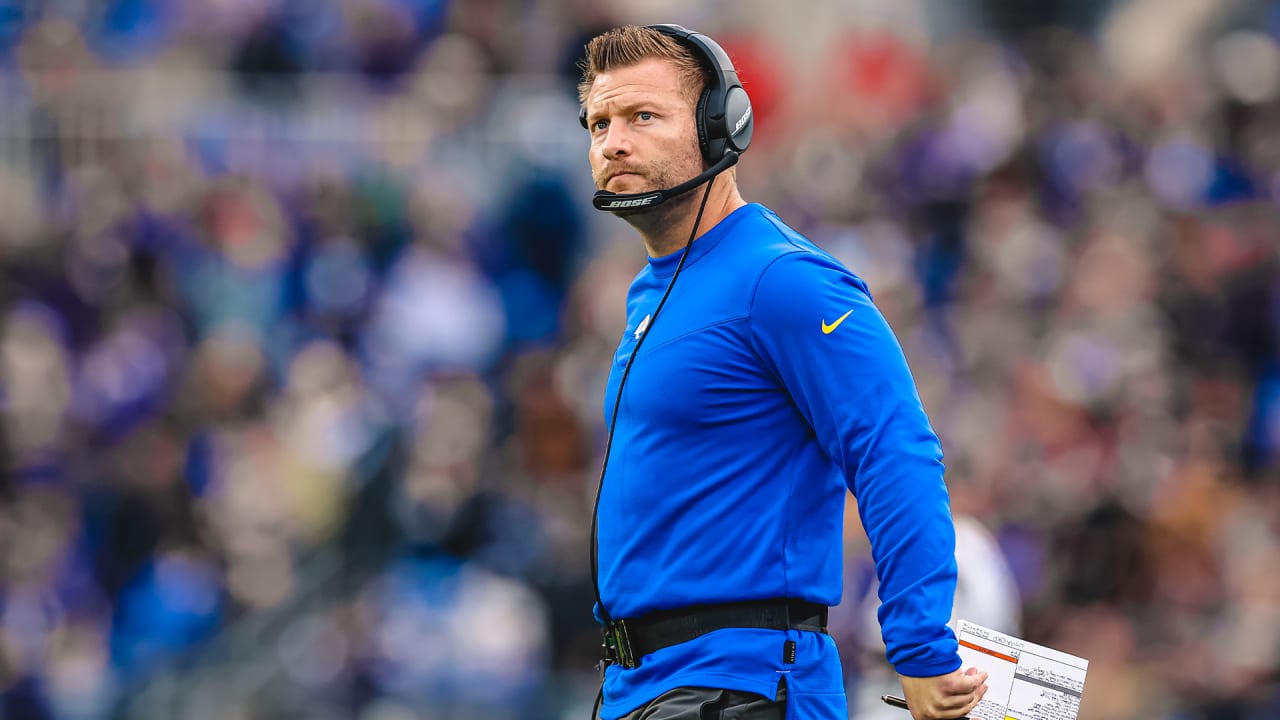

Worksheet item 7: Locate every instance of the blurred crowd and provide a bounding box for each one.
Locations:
[2,1,1280,719]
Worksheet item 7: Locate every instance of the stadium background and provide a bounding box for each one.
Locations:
[1,0,1280,718]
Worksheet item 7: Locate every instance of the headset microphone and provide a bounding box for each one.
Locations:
[591,150,739,212]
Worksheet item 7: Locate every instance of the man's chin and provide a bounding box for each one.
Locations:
[607,190,699,221]
[596,181,663,216]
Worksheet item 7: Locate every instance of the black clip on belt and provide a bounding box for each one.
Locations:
[602,598,828,669]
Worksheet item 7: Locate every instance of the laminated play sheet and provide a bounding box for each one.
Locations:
[955,620,1088,720]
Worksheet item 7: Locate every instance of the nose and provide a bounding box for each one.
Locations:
[599,121,632,159]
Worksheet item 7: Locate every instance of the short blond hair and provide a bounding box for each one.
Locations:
[577,26,709,108]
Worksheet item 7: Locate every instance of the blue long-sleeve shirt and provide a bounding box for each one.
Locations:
[597,203,960,719]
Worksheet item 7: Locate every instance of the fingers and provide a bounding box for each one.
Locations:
[938,691,979,712]
[962,681,988,717]
[936,668,988,717]
[899,667,990,720]
[941,667,988,695]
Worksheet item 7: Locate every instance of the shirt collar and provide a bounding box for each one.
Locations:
[647,203,759,279]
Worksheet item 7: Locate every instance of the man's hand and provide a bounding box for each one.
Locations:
[898,666,988,720]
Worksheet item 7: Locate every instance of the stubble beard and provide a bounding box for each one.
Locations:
[608,159,708,246]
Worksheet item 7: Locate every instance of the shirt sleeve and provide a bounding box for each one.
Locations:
[748,250,962,678]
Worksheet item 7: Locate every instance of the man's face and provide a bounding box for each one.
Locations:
[584,58,703,199]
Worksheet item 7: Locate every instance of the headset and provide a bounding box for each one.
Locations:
[580,23,754,212]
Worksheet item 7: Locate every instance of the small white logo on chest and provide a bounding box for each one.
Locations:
[634,313,652,340]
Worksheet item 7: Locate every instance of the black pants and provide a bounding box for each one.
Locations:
[616,679,786,720]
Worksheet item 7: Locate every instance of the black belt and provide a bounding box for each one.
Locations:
[602,598,829,669]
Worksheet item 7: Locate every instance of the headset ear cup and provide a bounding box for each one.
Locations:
[723,86,753,154]
[696,88,714,164]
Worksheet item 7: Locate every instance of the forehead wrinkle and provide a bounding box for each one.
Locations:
[585,81,686,124]
[585,59,690,118]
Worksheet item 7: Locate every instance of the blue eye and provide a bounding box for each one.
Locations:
[638,112,654,121]
[593,119,608,131]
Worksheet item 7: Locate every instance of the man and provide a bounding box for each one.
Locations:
[579,25,988,720]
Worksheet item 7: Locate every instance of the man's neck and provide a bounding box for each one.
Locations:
[626,180,747,258]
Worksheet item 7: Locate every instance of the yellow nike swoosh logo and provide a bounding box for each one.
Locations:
[821,309,854,334]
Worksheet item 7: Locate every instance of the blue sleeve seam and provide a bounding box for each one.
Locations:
[744,249,808,368]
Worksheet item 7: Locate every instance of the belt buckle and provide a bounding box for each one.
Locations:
[604,620,637,669]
